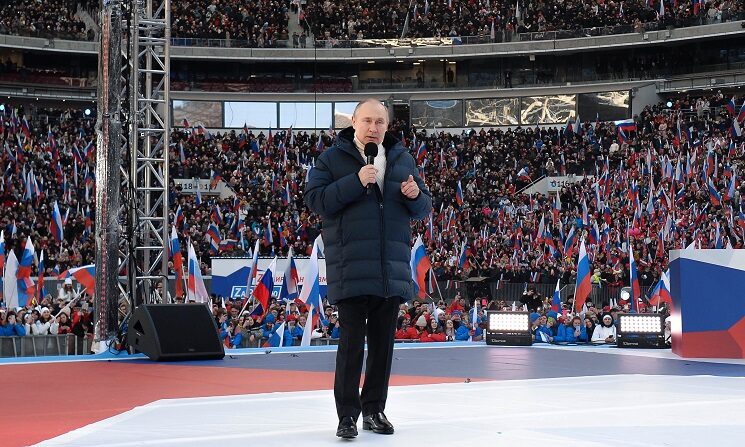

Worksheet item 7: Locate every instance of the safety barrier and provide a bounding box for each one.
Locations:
[0,334,94,358]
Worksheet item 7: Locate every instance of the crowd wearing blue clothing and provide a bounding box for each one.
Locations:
[0,310,27,336]
[212,293,656,349]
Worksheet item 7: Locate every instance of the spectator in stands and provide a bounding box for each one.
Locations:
[0,0,88,40]
[591,314,617,344]
[555,316,588,343]
[221,320,243,348]
[71,304,93,339]
[455,313,482,341]
[56,310,73,335]
[584,316,596,340]
[443,318,456,341]
[28,307,59,335]
[420,317,446,342]
[0,310,27,336]
[395,317,418,340]
[531,314,553,343]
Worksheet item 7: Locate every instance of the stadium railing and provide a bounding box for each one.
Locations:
[169,17,743,49]
[0,334,94,358]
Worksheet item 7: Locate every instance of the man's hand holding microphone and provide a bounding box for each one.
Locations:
[358,142,419,199]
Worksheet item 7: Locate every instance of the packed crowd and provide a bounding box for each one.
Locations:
[171,0,290,46]
[0,279,95,339]
[0,93,743,313]
[306,0,743,42]
[1,0,742,47]
[210,292,487,348]
[208,285,672,348]
[0,0,90,40]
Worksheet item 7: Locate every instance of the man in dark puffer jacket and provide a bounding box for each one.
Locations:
[305,99,432,439]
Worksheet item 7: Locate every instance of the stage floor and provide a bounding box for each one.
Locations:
[3,343,744,447]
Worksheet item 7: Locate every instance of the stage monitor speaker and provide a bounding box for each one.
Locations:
[128,304,225,361]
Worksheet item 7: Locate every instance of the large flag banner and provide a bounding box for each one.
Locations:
[574,239,592,312]
[16,237,36,307]
[252,257,277,313]
[279,246,299,301]
[410,235,432,298]
[170,226,185,298]
[187,241,209,303]
[3,251,19,308]
[629,244,641,312]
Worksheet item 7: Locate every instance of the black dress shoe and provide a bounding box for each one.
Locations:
[336,417,358,439]
[362,412,394,434]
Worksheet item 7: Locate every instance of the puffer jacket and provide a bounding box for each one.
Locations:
[305,127,432,304]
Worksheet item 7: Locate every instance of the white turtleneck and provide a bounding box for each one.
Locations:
[354,136,386,192]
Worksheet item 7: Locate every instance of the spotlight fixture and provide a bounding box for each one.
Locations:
[84,108,92,116]
[485,311,532,346]
[617,313,666,348]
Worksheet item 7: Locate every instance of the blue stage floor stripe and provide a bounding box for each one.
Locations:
[4,340,745,367]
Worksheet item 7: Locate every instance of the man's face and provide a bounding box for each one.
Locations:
[352,101,388,145]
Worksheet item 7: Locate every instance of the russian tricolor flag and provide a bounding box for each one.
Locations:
[563,226,577,256]
[614,119,636,135]
[629,244,640,313]
[458,241,471,270]
[551,278,561,312]
[253,257,277,313]
[455,180,464,207]
[573,239,591,312]
[299,240,323,343]
[707,178,721,206]
[239,239,262,313]
[187,241,209,303]
[279,246,299,301]
[650,270,672,309]
[726,96,737,116]
[68,264,96,297]
[416,142,427,164]
[16,236,36,307]
[209,170,222,189]
[49,201,64,243]
[410,235,432,299]
[194,178,203,205]
[205,222,221,251]
[170,226,185,299]
[175,205,185,230]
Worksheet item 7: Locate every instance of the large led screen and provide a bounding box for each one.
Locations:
[224,102,277,128]
[173,100,223,128]
[520,95,576,124]
[280,102,332,129]
[578,91,630,122]
[334,102,358,129]
[411,100,463,128]
[465,98,519,126]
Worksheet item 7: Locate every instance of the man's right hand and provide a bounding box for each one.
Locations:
[358,165,378,187]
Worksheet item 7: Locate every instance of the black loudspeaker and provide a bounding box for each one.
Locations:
[128,304,225,361]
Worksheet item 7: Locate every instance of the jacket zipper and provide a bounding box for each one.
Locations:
[379,151,404,298]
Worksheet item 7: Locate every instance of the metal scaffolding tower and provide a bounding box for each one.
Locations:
[95,0,170,344]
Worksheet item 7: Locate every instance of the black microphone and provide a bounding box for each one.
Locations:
[364,142,378,194]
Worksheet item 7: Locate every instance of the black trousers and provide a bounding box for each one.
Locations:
[334,295,400,420]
